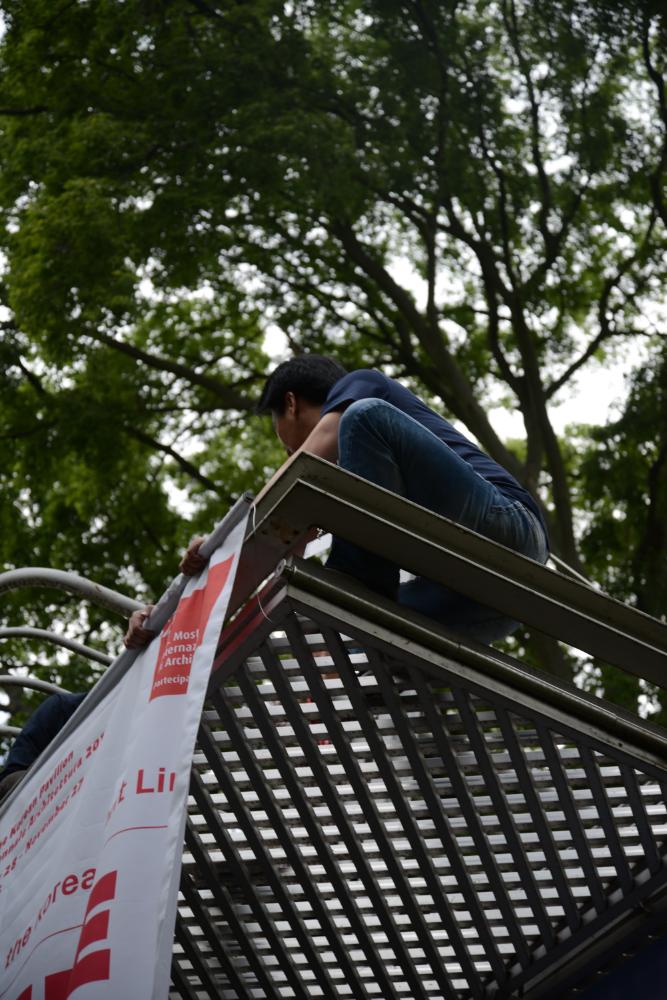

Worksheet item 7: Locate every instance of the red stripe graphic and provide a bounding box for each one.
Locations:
[65,948,111,996]
[43,970,69,1000]
[75,912,108,956]
[83,871,116,917]
[36,869,118,999]
[150,555,234,701]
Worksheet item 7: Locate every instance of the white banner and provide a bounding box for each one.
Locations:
[0,510,248,1000]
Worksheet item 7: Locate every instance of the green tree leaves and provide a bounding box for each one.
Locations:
[0,0,665,723]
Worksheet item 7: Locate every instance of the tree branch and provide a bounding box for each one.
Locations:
[16,358,49,396]
[330,220,524,476]
[186,0,224,20]
[124,426,226,497]
[525,181,588,293]
[0,106,48,116]
[547,210,658,399]
[642,14,667,228]
[89,331,253,410]
[502,0,553,251]
[481,275,520,393]
[0,423,54,441]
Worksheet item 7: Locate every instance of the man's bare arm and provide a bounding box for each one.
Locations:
[125,412,344,648]
[176,411,342,584]
[254,411,341,503]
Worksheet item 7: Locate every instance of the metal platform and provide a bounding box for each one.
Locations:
[1,455,666,997]
[171,561,667,999]
[229,455,667,685]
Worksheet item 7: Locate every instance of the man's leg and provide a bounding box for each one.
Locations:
[325,398,547,637]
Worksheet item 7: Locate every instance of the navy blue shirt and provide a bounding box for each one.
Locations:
[0,692,86,779]
[322,369,546,531]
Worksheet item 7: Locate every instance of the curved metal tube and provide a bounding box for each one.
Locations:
[0,674,72,696]
[0,674,72,740]
[0,677,74,745]
[0,568,142,617]
[0,627,113,666]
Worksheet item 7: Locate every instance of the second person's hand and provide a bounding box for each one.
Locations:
[179,535,206,576]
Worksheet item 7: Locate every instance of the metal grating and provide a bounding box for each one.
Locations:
[170,586,667,999]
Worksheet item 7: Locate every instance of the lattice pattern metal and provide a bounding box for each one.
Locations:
[170,604,667,1000]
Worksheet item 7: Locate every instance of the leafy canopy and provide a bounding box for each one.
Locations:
[0,0,665,726]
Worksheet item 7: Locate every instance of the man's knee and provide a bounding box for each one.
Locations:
[339,397,394,436]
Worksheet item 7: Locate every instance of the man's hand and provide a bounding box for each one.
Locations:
[179,535,207,576]
[123,534,206,650]
[124,605,156,649]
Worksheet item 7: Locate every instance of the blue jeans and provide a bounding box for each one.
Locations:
[0,692,86,777]
[325,399,549,644]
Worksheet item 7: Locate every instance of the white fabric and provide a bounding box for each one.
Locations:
[0,516,247,1000]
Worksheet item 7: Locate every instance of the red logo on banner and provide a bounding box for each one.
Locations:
[149,556,234,702]
[12,871,116,1000]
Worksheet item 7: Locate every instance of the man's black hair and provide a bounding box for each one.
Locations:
[257,354,348,414]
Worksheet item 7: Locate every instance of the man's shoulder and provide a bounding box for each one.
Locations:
[333,368,388,388]
[324,368,391,409]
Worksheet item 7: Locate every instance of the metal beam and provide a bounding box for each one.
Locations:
[0,568,142,617]
[0,627,113,666]
[228,453,667,686]
[197,571,667,1000]
[0,674,72,696]
[0,676,73,738]
[276,559,667,776]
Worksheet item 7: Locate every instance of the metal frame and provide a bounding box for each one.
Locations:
[172,559,667,999]
[2,456,664,694]
[0,675,72,697]
[2,459,666,997]
[0,627,113,667]
[0,676,74,737]
[0,567,144,616]
[229,454,667,685]
[0,495,252,819]
[275,561,667,766]
[0,599,117,739]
